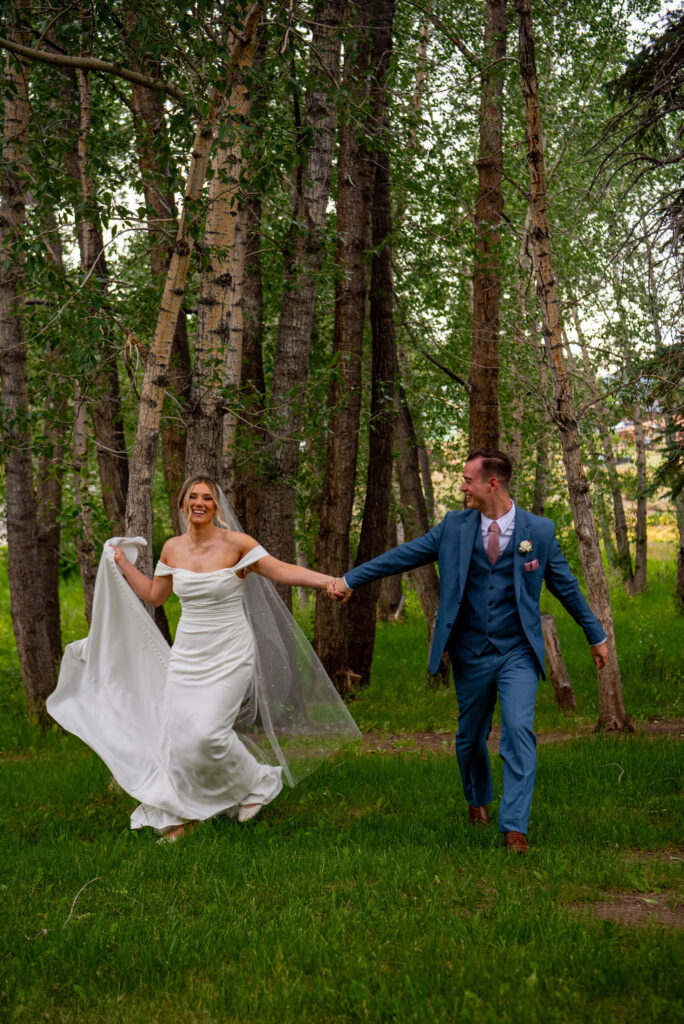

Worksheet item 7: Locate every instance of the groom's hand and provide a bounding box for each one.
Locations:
[591,641,609,670]
[327,577,352,603]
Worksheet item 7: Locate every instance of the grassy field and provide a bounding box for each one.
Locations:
[1,551,683,1022]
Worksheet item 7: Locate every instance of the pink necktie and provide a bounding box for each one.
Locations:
[487,521,500,564]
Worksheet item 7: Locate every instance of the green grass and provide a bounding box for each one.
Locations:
[350,558,684,735]
[1,736,682,1023]
[0,549,682,1022]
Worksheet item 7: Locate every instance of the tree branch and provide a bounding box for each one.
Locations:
[393,289,470,390]
[0,35,185,104]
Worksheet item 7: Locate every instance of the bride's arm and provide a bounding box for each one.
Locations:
[111,545,173,607]
[249,554,335,592]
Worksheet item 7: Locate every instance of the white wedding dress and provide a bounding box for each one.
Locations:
[47,538,360,831]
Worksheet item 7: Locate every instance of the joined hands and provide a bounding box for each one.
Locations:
[326,578,353,603]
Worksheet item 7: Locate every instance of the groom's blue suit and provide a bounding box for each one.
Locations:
[345,505,605,834]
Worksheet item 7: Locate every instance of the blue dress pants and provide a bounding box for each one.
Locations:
[450,639,539,833]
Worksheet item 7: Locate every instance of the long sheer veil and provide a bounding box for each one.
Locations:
[179,487,361,785]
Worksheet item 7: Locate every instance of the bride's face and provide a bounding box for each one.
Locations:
[185,483,217,525]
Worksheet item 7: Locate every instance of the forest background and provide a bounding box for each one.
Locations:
[1,0,683,731]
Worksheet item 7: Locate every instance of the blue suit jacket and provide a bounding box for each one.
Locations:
[345,506,605,676]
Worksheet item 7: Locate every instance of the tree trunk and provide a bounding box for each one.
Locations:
[74,33,129,531]
[541,614,576,710]
[346,0,397,688]
[418,443,436,526]
[573,305,635,588]
[221,197,249,499]
[515,0,632,732]
[594,484,620,573]
[258,0,345,602]
[313,8,373,684]
[234,196,266,535]
[378,516,404,619]
[509,387,524,500]
[185,24,261,482]
[675,485,684,610]
[125,2,263,574]
[36,427,65,664]
[125,13,191,534]
[36,210,69,665]
[468,0,506,450]
[72,384,98,622]
[0,4,59,721]
[631,400,648,593]
[395,372,450,686]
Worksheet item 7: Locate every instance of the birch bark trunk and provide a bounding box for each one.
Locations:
[573,305,635,588]
[631,400,648,593]
[258,0,344,601]
[0,3,59,720]
[125,2,263,574]
[515,0,632,731]
[469,0,506,450]
[125,12,191,532]
[530,318,550,515]
[72,385,98,624]
[234,196,265,535]
[185,23,261,482]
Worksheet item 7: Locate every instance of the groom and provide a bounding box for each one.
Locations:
[329,449,608,852]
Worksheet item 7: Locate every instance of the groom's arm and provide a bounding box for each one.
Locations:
[543,529,607,651]
[331,519,446,598]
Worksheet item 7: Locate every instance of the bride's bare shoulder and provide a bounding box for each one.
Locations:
[159,535,187,564]
[223,531,261,557]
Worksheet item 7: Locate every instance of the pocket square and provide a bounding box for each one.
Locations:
[524,559,540,572]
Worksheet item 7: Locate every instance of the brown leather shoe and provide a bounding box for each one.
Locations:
[503,830,529,853]
[468,804,490,826]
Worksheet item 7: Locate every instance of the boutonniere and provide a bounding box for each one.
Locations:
[518,540,533,554]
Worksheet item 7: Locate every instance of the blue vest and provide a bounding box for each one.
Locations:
[454,532,523,656]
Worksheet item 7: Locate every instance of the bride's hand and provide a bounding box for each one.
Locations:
[327,577,352,603]
[110,543,126,566]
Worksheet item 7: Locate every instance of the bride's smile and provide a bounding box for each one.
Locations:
[187,489,216,523]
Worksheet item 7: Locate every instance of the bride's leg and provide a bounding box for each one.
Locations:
[158,820,199,843]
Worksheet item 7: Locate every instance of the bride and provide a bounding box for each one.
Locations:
[47,475,359,841]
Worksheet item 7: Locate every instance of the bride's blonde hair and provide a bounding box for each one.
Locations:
[178,475,230,530]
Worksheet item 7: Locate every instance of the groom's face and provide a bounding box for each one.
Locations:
[461,458,493,512]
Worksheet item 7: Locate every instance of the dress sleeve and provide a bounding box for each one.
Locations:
[233,545,269,572]
[154,561,175,577]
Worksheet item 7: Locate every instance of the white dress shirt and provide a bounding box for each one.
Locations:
[480,501,516,555]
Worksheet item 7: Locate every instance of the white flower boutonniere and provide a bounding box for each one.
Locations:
[518,540,533,555]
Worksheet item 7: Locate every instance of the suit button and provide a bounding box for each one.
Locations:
[446,622,452,628]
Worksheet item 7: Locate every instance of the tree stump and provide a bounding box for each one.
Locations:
[378,573,404,621]
[541,614,576,710]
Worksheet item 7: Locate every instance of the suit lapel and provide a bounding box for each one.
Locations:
[459,511,480,599]
[513,506,528,603]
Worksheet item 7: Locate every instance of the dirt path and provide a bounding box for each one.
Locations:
[362,719,684,754]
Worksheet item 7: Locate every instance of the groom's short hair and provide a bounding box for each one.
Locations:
[467,449,513,488]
